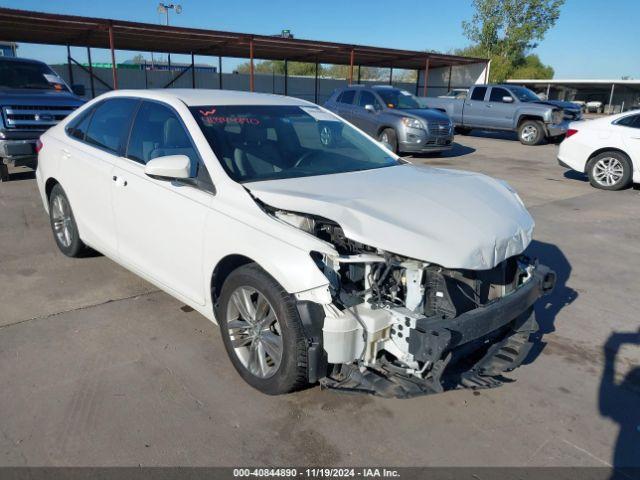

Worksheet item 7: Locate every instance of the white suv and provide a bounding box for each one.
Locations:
[36,89,555,397]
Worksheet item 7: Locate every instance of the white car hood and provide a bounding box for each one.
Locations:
[245,164,534,270]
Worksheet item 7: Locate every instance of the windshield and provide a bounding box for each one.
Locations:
[508,86,541,103]
[190,105,399,183]
[0,60,69,91]
[375,89,421,109]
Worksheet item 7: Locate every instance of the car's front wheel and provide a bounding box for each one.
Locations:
[217,264,310,395]
[48,183,86,257]
[518,120,544,145]
[586,151,632,190]
[378,128,398,153]
[0,162,9,182]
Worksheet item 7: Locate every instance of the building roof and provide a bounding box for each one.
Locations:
[0,7,487,70]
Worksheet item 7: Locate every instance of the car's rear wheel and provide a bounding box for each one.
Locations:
[586,151,632,190]
[48,184,86,257]
[378,128,398,153]
[217,264,309,395]
[518,120,544,146]
[0,162,9,182]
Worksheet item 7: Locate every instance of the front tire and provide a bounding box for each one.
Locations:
[217,264,310,395]
[518,120,544,146]
[586,151,632,190]
[0,162,9,182]
[378,128,398,153]
[48,184,86,257]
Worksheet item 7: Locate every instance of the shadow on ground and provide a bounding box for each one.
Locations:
[523,240,578,364]
[404,142,476,161]
[600,329,640,477]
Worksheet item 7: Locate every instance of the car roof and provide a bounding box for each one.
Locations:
[0,56,47,66]
[100,88,315,107]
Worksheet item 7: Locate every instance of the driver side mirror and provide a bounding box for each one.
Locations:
[365,104,376,113]
[502,96,514,103]
[144,155,191,180]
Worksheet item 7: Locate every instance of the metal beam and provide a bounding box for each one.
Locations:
[447,65,452,91]
[348,48,354,84]
[218,56,223,89]
[66,45,74,86]
[314,60,319,104]
[86,46,95,98]
[162,63,194,88]
[422,57,430,97]
[107,21,118,89]
[389,67,393,85]
[68,55,112,90]
[191,52,195,88]
[249,38,254,92]
[357,65,361,84]
[284,59,288,95]
[415,69,420,95]
[608,83,616,113]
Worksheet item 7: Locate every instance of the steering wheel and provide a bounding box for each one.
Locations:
[292,150,319,168]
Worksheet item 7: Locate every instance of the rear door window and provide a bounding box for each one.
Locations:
[66,107,95,141]
[616,114,640,129]
[470,87,487,101]
[337,90,356,104]
[489,87,511,102]
[85,98,139,154]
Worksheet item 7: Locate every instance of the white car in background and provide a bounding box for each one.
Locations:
[558,110,640,190]
[585,100,604,114]
[36,89,555,397]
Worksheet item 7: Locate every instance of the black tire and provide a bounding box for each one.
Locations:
[378,128,398,153]
[518,120,545,146]
[586,151,632,191]
[0,162,9,182]
[48,183,86,257]
[455,126,472,135]
[217,263,309,395]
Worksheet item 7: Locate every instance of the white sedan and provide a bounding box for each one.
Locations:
[36,89,554,397]
[558,110,640,190]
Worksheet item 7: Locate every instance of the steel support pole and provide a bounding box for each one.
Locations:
[108,22,118,89]
[348,49,354,84]
[608,83,616,113]
[357,65,361,84]
[389,67,393,85]
[86,46,95,98]
[249,38,255,92]
[191,52,196,88]
[218,56,223,89]
[415,69,420,95]
[447,65,453,91]
[284,60,288,95]
[66,45,74,86]
[484,61,489,83]
[314,60,319,104]
[422,57,430,97]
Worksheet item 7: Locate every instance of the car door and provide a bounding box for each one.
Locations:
[333,89,356,122]
[350,90,381,135]
[463,86,488,128]
[111,100,214,305]
[486,87,516,130]
[617,114,640,168]
[60,98,139,256]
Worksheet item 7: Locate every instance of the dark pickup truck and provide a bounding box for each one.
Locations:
[0,57,84,181]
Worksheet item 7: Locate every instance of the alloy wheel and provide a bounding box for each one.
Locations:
[225,286,283,379]
[51,194,73,248]
[593,157,624,187]
[521,125,538,143]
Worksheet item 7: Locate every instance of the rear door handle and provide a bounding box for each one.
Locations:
[61,148,71,159]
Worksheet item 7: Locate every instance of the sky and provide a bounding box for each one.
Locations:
[2,0,639,79]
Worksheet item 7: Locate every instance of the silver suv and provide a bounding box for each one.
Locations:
[324,85,454,154]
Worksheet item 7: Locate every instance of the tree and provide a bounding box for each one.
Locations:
[462,0,564,60]
[458,0,562,82]
[236,60,319,76]
[129,53,146,64]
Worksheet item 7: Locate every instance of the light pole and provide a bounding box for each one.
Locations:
[157,3,182,68]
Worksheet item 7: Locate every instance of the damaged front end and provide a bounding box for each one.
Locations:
[271,208,556,398]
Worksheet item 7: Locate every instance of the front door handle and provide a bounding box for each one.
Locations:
[112,175,128,187]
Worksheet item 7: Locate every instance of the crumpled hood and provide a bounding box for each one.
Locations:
[245,164,535,270]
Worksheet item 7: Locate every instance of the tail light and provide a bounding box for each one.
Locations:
[35,138,43,153]
[565,129,578,139]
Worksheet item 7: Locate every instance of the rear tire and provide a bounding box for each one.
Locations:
[48,184,86,257]
[0,162,9,182]
[378,128,398,153]
[518,120,544,146]
[586,151,632,191]
[217,264,310,395]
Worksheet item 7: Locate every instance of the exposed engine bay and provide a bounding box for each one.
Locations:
[269,207,556,398]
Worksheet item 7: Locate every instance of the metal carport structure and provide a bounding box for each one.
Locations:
[0,7,488,100]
